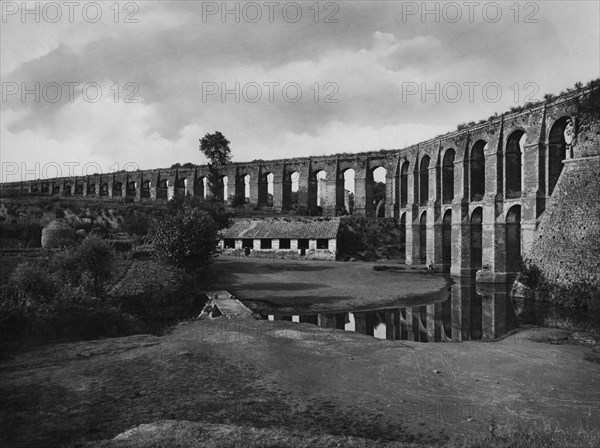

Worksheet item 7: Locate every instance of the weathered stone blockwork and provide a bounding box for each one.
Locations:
[528,157,600,287]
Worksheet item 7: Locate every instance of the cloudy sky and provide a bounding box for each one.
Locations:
[1,0,599,182]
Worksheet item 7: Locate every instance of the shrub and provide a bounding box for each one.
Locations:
[151,204,221,272]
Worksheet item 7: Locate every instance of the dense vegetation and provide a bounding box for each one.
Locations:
[517,259,600,311]
[0,195,232,352]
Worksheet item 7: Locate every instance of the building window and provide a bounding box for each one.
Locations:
[260,239,272,249]
[224,239,235,249]
[242,239,253,248]
[298,239,309,249]
[317,239,329,249]
[279,238,291,249]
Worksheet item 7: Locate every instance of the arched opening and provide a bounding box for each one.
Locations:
[63,184,72,196]
[372,166,386,218]
[283,171,300,210]
[243,174,251,202]
[343,168,355,215]
[548,116,571,197]
[100,183,109,196]
[442,149,455,204]
[258,172,274,206]
[315,170,326,209]
[141,180,151,198]
[157,179,168,200]
[505,131,525,198]
[400,161,409,208]
[506,205,521,272]
[113,182,122,197]
[221,176,228,202]
[52,185,60,195]
[194,177,207,199]
[470,207,483,274]
[470,140,486,201]
[419,211,427,264]
[175,178,186,198]
[41,183,49,193]
[126,181,137,197]
[419,156,430,205]
[87,184,96,195]
[442,209,452,272]
[399,212,406,262]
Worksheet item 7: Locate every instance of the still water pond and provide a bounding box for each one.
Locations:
[265,279,599,342]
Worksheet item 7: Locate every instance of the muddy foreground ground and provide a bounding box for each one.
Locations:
[1,314,598,447]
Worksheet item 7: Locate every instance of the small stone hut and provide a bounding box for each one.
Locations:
[220,218,340,260]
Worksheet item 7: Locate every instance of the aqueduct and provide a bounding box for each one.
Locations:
[2,86,599,283]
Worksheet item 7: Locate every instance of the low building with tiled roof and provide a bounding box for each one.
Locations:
[219,217,340,260]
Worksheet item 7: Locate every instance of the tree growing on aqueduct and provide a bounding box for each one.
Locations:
[199,131,232,197]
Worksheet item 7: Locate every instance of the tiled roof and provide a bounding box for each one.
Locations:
[221,218,340,239]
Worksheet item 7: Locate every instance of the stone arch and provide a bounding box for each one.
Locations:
[87,184,96,195]
[236,173,251,203]
[126,181,137,197]
[342,168,355,215]
[470,207,483,274]
[419,210,427,264]
[157,179,168,200]
[419,155,430,205]
[41,183,49,193]
[400,212,406,262]
[370,166,387,218]
[548,116,571,197]
[74,183,84,195]
[194,176,207,199]
[400,161,409,208]
[220,175,228,202]
[309,170,327,212]
[283,171,300,210]
[258,172,274,206]
[100,183,109,196]
[441,209,452,272]
[63,184,72,196]
[506,205,521,272]
[175,178,186,198]
[442,149,455,204]
[141,180,151,198]
[113,182,123,197]
[505,130,525,198]
[52,185,61,195]
[470,140,486,201]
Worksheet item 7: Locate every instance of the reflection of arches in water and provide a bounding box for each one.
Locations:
[470,286,483,340]
[506,205,521,272]
[441,299,452,341]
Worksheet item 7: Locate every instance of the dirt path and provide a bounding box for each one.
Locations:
[1,319,598,447]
